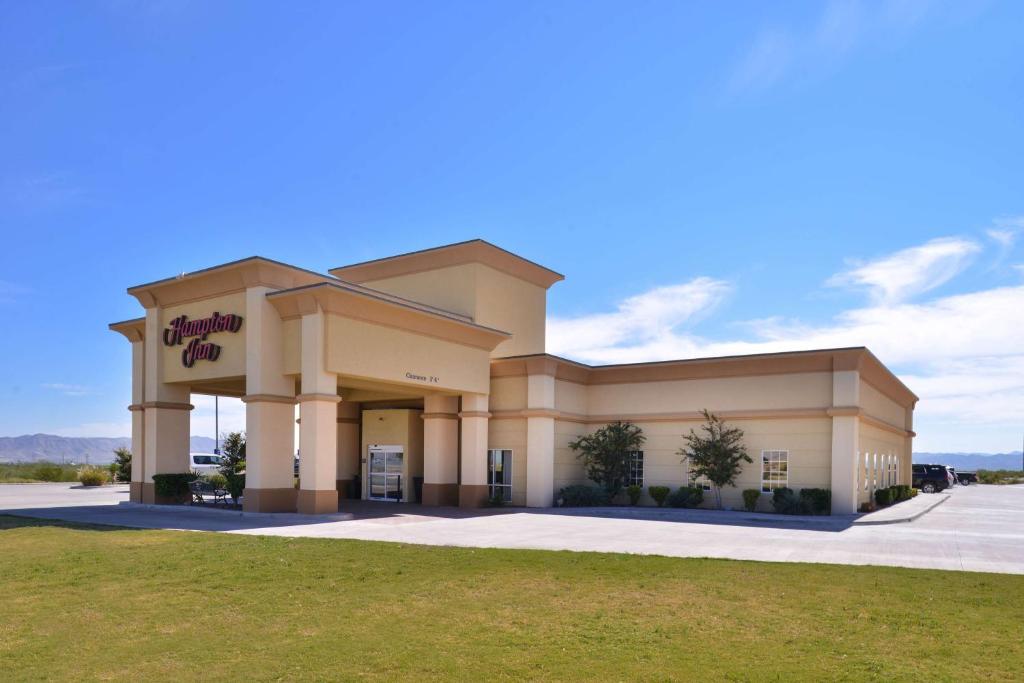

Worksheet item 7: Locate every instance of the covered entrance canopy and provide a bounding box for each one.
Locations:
[110,255,512,513]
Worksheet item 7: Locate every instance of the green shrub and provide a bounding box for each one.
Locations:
[667,486,704,509]
[485,492,506,507]
[112,447,132,482]
[874,487,893,507]
[204,472,228,489]
[33,463,66,482]
[771,487,809,515]
[742,489,760,512]
[77,466,109,487]
[152,473,198,502]
[224,473,245,504]
[799,488,831,515]
[648,486,670,507]
[625,484,642,506]
[558,485,610,507]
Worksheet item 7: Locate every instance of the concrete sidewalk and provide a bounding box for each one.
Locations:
[2,483,1022,574]
[852,492,950,525]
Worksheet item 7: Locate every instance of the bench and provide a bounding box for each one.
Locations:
[190,479,229,507]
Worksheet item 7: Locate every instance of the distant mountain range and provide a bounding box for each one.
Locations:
[0,434,217,465]
[914,452,1023,471]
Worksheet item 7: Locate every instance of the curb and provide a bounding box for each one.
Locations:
[852,493,949,526]
[117,501,354,522]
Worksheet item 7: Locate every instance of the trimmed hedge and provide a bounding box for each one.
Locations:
[647,486,670,507]
[742,489,760,512]
[874,484,915,508]
[558,485,611,507]
[799,488,831,515]
[667,486,704,509]
[625,484,643,506]
[152,473,198,502]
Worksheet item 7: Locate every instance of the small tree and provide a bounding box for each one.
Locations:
[569,421,645,497]
[678,410,751,509]
[218,431,246,478]
[112,447,132,482]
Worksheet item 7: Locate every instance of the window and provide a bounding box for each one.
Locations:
[626,451,644,487]
[488,449,512,502]
[761,450,788,493]
[692,474,712,491]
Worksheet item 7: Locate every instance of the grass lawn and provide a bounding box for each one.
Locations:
[1,515,1021,681]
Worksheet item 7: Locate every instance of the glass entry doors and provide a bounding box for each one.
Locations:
[368,446,404,502]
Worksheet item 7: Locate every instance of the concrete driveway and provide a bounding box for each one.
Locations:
[2,482,1022,575]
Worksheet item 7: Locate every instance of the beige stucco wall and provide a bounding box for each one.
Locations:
[550,417,833,511]
[554,379,587,416]
[161,291,247,383]
[859,379,908,429]
[858,421,908,505]
[585,372,834,415]
[325,315,491,395]
[358,263,546,358]
[489,376,528,411]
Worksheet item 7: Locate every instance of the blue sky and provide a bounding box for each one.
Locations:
[1,1,1022,452]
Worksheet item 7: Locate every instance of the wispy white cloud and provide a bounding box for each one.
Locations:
[826,237,979,304]
[547,278,731,361]
[547,232,1024,451]
[42,383,93,397]
[727,0,938,95]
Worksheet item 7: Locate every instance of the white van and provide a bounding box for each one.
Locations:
[189,452,222,476]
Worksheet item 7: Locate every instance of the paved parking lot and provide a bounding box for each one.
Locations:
[2,482,1022,574]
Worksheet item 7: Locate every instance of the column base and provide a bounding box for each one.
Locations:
[129,482,144,503]
[459,484,488,509]
[297,489,339,515]
[243,488,298,513]
[422,483,458,507]
[140,482,155,504]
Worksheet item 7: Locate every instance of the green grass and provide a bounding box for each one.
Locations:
[0,462,80,483]
[1,515,1022,681]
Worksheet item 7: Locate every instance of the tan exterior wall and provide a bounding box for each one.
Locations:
[358,263,546,358]
[489,376,527,411]
[858,422,908,505]
[161,292,247,383]
[325,315,491,395]
[551,417,832,510]
[282,318,301,376]
[859,379,908,429]
[585,372,834,415]
[554,379,588,416]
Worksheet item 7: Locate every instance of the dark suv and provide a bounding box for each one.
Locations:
[912,464,954,493]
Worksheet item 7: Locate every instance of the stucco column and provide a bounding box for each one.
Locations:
[336,400,361,498]
[297,309,339,514]
[459,392,490,508]
[526,372,555,508]
[142,307,191,504]
[128,338,146,503]
[422,395,459,506]
[830,369,861,515]
[242,286,298,512]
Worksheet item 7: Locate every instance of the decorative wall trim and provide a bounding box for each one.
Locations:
[421,412,459,420]
[458,411,492,419]
[826,406,861,417]
[296,393,342,403]
[241,394,296,405]
[140,401,194,411]
[490,407,832,424]
[127,403,145,412]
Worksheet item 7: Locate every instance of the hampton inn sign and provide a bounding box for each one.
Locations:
[163,312,243,367]
[110,239,917,515]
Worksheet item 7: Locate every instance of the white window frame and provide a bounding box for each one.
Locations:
[488,449,513,502]
[761,450,789,494]
[626,450,644,488]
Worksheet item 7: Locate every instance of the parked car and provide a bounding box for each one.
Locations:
[189,452,223,476]
[947,467,959,486]
[956,470,978,485]
[912,464,953,493]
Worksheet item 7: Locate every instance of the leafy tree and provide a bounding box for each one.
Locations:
[218,432,246,478]
[678,410,751,509]
[112,447,132,482]
[569,421,645,496]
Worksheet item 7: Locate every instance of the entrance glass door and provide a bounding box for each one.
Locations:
[368,446,404,502]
